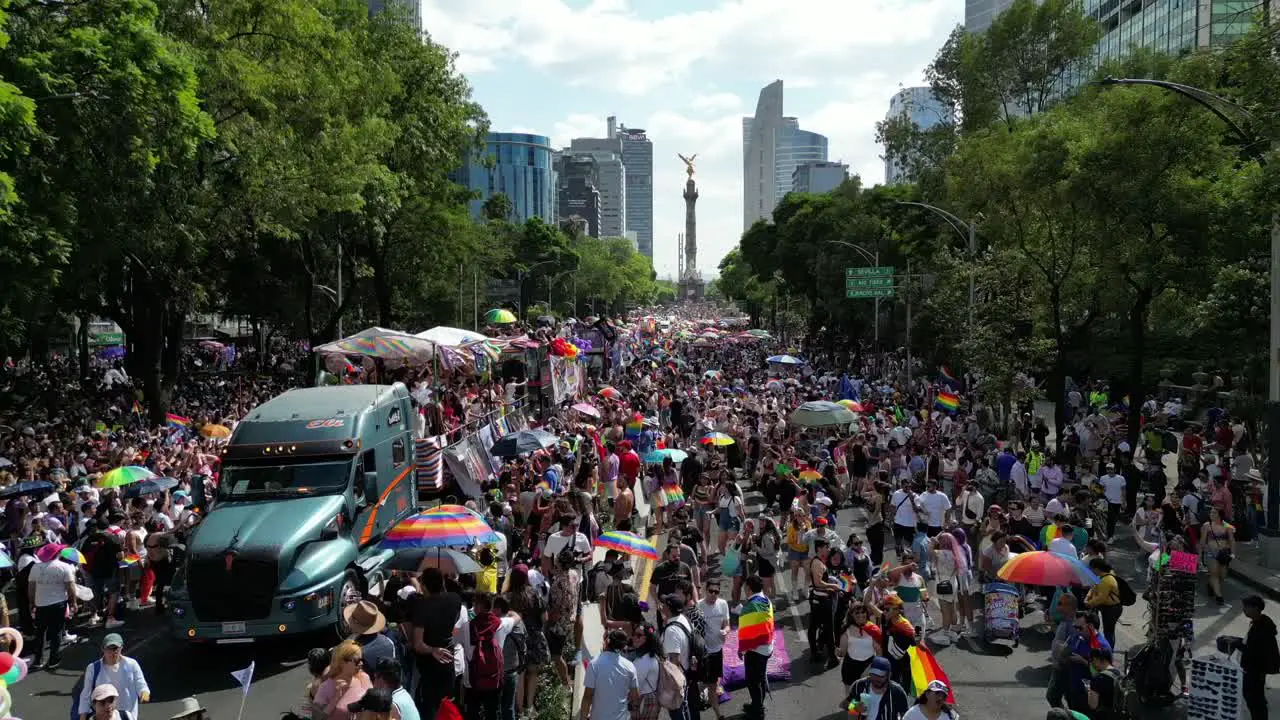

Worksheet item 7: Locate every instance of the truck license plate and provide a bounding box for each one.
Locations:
[222,622,246,634]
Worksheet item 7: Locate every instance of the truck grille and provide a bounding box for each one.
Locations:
[188,555,279,622]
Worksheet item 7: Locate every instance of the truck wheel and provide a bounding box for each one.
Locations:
[335,570,363,639]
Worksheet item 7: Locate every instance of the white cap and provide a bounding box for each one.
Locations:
[91,684,120,701]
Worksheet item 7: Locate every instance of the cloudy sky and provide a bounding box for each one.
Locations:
[421,0,961,279]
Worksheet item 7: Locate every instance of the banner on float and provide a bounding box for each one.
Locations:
[549,355,585,404]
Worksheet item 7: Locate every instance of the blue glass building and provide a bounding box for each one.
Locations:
[455,133,556,224]
[884,87,953,185]
[775,119,829,205]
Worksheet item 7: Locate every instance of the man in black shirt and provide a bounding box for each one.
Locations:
[412,567,463,718]
[652,542,691,601]
[1239,594,1279,720]
[81,519,123,626]
[1086,647,1121,720]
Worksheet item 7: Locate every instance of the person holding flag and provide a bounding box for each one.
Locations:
[737,575,774,720]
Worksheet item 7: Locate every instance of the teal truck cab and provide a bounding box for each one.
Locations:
[168,383,417,642]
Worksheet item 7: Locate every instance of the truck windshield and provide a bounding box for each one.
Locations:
[219,459,352,499]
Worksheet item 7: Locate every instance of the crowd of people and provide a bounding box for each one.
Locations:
[2,310,1279,720]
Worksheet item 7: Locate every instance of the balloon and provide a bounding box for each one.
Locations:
[0,658,24,686]
[0,656,12,678]
[0,687,11,717]
[0,630,20,659]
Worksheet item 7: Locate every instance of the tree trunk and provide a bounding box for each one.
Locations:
[1048,285,1070,440]
[374,252,394,327]
[77,313,91,380]
[1126,286,1153,448]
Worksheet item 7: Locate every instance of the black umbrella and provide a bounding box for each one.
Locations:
[489,429,559,458]
[123,477,180,498]
[0,480,54,499]
[385,547,482,574]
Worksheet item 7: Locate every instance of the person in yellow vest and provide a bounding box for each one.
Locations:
[1026,445,1045,497]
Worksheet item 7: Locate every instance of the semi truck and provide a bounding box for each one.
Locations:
[167,383,418,642]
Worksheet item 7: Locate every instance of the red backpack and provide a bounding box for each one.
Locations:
[469,614,504,691]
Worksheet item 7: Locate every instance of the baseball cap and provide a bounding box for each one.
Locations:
[91,684,120,701]
[815,517,829,526]
[102,633,124,649]
[926,679,950,694]
[868,657,892,677]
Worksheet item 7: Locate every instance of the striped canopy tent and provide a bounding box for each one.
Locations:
[315,326,438,371]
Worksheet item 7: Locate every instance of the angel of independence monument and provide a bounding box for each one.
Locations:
[677,153,705,301]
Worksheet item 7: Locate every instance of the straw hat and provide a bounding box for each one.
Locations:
[343,600,386,637]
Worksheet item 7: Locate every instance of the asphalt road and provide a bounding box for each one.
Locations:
[15,485,1280,720]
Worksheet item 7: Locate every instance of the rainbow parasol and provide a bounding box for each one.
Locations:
[595,531,658,561]
[798,469,823,482]
[836,399,865,412]
[96,465,155,490]
[571,402,601,418]
[597,386,620,399]
[59,547,87,564]
[996,550,1100,587]
[700,432,735,447]
[381,510,500,550]
[483,308,517,325]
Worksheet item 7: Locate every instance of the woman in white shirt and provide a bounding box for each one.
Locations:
[836,603,881,693]
[627,623,662,720]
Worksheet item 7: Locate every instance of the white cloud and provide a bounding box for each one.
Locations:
[428,0,961,277]
[689,93,742,114]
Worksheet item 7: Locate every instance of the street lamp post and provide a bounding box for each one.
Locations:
[894,201,979,328]
[1099,76,1279,536]
[825,240,881,349]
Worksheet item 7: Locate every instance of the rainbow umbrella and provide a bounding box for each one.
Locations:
[700,432,734,447]
[59,547,87,564]
[836,399,865,412]
[97,465,155,490]
[381,510,500,550]
[595,531,658,561]
[597,386,620,399]
[996,550,1100,587]
[798,469,823,482]
[483,308,518,325]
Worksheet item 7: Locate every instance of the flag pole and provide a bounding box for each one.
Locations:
[237,688,249,720]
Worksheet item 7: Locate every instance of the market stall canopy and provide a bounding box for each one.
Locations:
[315,326,437,366]
[416,326,488,347]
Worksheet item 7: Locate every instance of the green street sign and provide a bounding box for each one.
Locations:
[846,266,893,278]
[89,331,124,346]
[847,287,895,299]
[845,276,894,289]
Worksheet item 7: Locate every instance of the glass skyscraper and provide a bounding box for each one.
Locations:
[774,119,829,206]
[742,80,829,229]
[884,87,953,185]
[455,133,556,224]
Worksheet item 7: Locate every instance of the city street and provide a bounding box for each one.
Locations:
[14,484,1280,720]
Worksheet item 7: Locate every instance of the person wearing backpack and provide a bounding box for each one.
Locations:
[1238,594,1279,720]
[660,594,701,720]
[1085,647,1124,720]
[1084,559,1126,649]
[581,629,639,720]
[493,595,526,720]
[468,593,507,720]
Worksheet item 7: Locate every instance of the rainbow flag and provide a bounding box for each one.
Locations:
[738,594,775,654]
[166,413,191,428]
[935,391,960,413]
[836,573,856,592]
[939,366,958,384]
[131,400,143,416]
[1040,524,1064,547]
[907,645,955,703]
[119,553,142,568]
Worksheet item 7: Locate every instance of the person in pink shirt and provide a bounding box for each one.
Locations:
[312,640,373,720]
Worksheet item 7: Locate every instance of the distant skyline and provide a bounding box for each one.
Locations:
[421,0,960,277]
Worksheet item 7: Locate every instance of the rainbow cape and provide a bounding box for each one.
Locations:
[907,645,955,703]
[738,594,774,654]
[935,391,960,413]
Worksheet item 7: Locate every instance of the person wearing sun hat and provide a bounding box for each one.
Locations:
[168,696,207,720]
[345,600,397,671]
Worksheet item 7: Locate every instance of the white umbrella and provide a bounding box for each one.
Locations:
[790,401,856,427]
[416,326,488,346]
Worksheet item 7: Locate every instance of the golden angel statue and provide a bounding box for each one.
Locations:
[678,153,697,179]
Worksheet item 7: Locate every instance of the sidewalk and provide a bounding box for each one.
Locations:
[1228,540,1280,602]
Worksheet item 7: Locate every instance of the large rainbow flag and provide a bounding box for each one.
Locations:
[934,391,961,413]
[738,594,775,654]
[165,413,191,429]
[907,645,955,703]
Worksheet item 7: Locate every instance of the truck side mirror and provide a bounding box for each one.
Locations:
[362,472,380,506]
